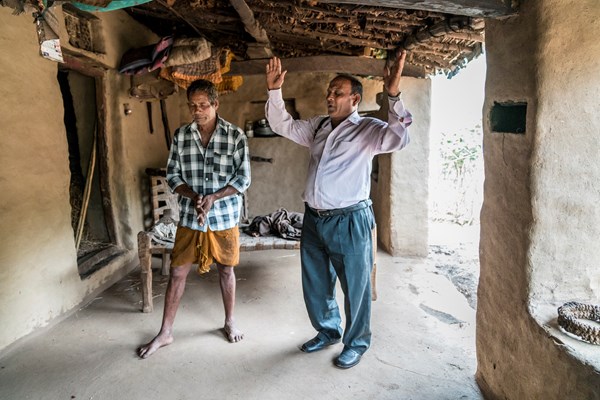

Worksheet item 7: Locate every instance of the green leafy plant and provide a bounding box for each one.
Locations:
[432,124,483,225]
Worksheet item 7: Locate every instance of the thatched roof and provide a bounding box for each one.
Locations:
[124,0,517,77]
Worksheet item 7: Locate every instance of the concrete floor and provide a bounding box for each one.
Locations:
[0,230,482,400]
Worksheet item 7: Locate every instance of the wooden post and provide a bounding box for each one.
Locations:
[75,127,97,251]
[138,231,154,313]
[161,251,171,276]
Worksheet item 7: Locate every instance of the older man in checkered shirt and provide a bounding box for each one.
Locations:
[138,79,251,359]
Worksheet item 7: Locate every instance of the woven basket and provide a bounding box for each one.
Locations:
[557,302,600,345]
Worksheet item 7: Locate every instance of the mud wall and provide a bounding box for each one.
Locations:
[477,0,600,397]
[0,6,180,353]
[372,79,430,257]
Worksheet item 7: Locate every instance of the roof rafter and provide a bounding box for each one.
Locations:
[229,0,273,58]
[312,0,517,18]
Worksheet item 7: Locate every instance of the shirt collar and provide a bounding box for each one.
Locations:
[347,110,361,125]
[189,115,226,136]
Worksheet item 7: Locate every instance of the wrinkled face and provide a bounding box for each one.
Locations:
[326,77,360,120]
[188,91,218,127]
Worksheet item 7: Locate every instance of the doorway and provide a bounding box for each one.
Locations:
[428,55,486,309]
[57,66,121,278]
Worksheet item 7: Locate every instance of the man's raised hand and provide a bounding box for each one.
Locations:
[383,49,407,97]
[266,57,287,90]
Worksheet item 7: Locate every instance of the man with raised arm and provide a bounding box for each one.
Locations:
[265,50,412,369]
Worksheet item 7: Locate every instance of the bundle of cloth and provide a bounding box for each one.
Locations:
[118,36,243,93]
[118,35,174,75]
[160,45,238,90]
[244,208,303,241]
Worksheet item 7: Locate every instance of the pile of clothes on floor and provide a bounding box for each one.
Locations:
[243,208,303,241]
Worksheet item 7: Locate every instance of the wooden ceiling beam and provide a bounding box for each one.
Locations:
[443,31,485,42]
[256,0,441,17]
[266,32,358,56]
[229,0,273,58]
[400,16,483,50]
[312,0,517,18]
[281,26,389,49]
[367,20,427,33]
[251,1,437,24]
[228,55,426,77]
[254,8,424,31]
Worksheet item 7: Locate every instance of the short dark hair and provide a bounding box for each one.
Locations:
[187,79,218,104]
[333,74,363,98]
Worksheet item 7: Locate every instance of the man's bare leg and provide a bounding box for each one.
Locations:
[138,263,192,358]
[217,263,244,342]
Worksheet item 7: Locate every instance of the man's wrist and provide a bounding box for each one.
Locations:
[388,92,401,100]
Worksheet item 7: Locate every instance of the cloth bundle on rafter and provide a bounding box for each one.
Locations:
[118,35,173,75]
[119,36,178,100]
[164,37,212,67]
[118,36,243,94]
[215,75,244,95]
[160,46,243,93]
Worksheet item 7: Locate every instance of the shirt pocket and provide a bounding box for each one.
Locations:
[213,150,234,181]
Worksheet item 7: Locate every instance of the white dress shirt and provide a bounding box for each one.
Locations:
[265,89,412,210]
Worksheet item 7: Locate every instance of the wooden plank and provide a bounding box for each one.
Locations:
[95,77,119,245]
[254,238,271,250]
[401,16,484,50]
[75,126,96,251]
[312,0,517,18]
[228,55,425,77]
[273,239,287,249]
[138,232,154,313]
[240,242,255,251]
[61,51,107,77]
[285,241,300,250]
[229,0,272,58]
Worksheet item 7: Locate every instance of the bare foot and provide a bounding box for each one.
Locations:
[223,321,244,343]
[137,333,174,359]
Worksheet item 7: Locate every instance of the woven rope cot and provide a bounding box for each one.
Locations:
[557,302,600,345]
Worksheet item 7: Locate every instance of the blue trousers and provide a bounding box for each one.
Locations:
[300,202,375,355]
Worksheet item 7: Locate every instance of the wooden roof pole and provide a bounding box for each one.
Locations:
[229,0,273,59]
[400,16,484,50]
[75,124,97,251]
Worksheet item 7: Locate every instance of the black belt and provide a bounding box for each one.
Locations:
[307,199,372,218]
